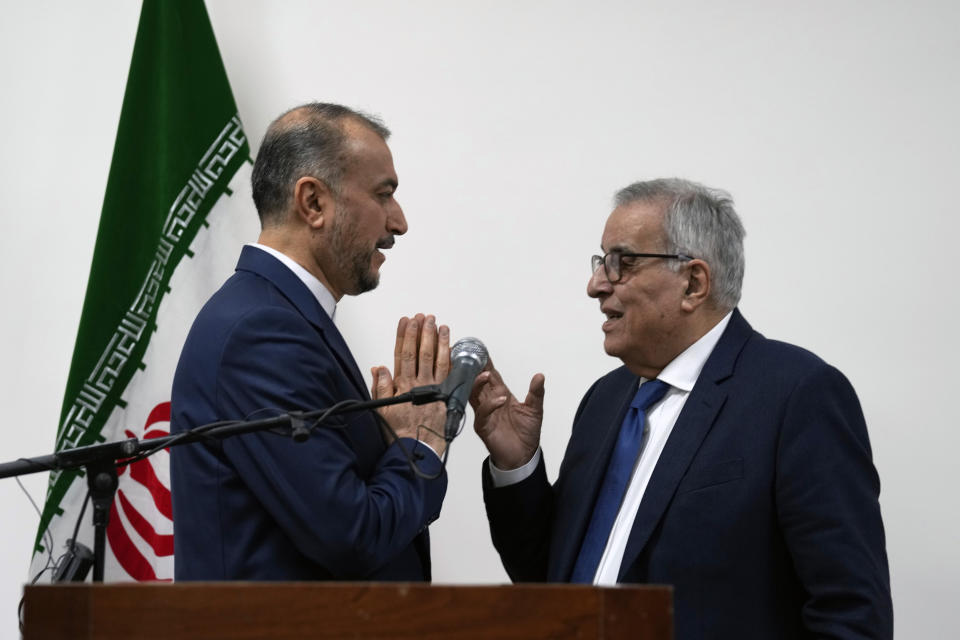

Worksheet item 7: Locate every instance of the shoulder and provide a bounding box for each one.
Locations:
[740,332,846,383]
[183,270,313,348]
[585,365,636,398]
[176,271,330,386]
[571,365,635,421]
[716,311,831,380]
[728,331,862,420]
[745,332,824,365]
[200,270,296,322]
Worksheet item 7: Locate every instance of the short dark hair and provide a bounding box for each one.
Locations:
[251,102,390,226]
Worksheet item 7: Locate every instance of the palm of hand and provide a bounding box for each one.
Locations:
[472,368,545,470]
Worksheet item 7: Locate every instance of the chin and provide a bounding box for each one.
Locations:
[602,335,623,359]
[356,270,380,294]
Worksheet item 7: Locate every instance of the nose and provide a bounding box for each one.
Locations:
[388,200,408,236]
[587,263,612,299]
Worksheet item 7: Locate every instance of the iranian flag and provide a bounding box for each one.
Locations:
[30,0,258,581]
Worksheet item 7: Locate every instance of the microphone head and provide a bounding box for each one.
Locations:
[451,337,488,368]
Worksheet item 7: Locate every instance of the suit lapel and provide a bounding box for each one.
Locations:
[314,317,371,400]
[617,310,753,580]
[551,371,638,581]
[235,246,370,400]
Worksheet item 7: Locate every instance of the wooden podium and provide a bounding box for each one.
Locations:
[22,582,671,639]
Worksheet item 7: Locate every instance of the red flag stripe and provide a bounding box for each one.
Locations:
[127,456,173,520]
[145,401,171,428]
[106,499,159,581]
[117,489,174,556]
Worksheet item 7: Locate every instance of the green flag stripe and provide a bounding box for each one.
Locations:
[37,115,248,553]
[35,0,248,555]
[55,115,247,455]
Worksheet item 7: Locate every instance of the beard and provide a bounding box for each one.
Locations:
[329,203,384,295]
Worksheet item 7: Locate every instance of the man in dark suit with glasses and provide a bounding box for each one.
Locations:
[472,178,892,639]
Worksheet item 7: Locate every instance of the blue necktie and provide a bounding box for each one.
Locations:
[570,378,670,583]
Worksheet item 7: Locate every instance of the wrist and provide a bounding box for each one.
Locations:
[488,448,541,487]
[490,451,534,471]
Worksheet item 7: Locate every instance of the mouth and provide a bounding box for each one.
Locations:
[372,237,394,264]
[601,307,623,331]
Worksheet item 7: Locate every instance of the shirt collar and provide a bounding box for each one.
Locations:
[247,243,337,319]
[648,311,733,392]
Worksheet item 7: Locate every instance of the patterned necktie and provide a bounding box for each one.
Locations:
[570,378,670,583]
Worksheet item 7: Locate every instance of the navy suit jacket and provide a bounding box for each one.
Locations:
[171,246,446,581]
[483,310,892,639]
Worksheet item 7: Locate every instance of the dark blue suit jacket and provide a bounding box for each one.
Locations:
[171,246,446,581]
[483,310,892,639]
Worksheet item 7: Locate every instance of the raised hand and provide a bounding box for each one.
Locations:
[372,314,450,455]
[470,356,545,470]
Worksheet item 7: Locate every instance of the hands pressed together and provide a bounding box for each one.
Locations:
[372,313,545,469]
[372,314,450,455]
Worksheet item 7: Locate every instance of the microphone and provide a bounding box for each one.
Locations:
[442,337,488,440]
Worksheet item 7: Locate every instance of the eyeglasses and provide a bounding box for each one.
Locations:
[590,250,693,283]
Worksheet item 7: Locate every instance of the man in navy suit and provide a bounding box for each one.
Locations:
[171,103,449,581]
[472,179,892,638]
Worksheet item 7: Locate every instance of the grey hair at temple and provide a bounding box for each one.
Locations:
[614,178,746,311]
[251,102,390,227]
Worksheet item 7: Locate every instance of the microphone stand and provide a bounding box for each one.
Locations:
[0,385,445,583]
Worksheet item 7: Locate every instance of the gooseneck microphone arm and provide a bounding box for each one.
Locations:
[0,385,447,582]
[0,386,447,481]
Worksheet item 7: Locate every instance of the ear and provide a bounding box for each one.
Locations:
[293,176,335,230]
[680,259,711,312]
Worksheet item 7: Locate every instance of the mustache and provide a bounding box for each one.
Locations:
[376,236,395,250]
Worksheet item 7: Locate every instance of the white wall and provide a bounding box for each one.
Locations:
[1,1,957,637]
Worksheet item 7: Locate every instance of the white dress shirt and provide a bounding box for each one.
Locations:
[489,312,733,584]
[248,243,338,318]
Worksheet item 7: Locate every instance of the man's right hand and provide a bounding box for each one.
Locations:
[372,314,450,455]
[469,358,545,470]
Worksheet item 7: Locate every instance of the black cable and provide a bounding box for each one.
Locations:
[14,475,55,568]
[18,566,53,634]
[368,409,449,481]
[68,492,91,555]
[117,417,247,468]
[16,471,59,634]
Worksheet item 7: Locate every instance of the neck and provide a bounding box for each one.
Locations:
[627,307,729,379]
[685,306,728,346]
[257,227,343,301]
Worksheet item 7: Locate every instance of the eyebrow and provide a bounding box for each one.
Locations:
[377,178,398,191]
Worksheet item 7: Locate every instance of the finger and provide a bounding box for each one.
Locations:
[393,317,408,376]
[417,315,437,382]
[371,366,392,400]
[482,355,508,390]
[436,324,451,380]
[473,394,509,428]
[469,371,493,408]
[412,313,426,375]
[524,373,546,413]
[398,315,420,380]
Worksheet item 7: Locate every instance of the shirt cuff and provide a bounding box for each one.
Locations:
[417,439,442,461]
[488,448,542,487]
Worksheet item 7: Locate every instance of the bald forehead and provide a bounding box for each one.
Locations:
[269,108,376,139]
[269,106,325,135]
[602,199,667,252]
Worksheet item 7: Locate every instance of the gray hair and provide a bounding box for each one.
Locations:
[251,102,390,226]
[614,178,746,310]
